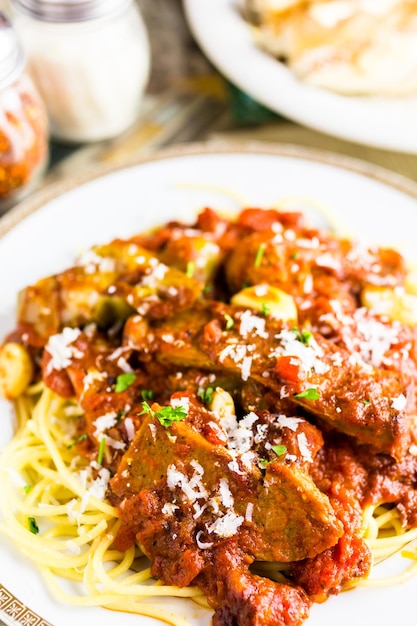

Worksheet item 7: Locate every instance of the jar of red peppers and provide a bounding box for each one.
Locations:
[0,13,48,214]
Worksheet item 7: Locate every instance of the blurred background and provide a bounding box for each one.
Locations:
[0,0,416,215]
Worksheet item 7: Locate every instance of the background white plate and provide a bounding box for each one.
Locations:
[183,0,417,154]
[1,143,417,626]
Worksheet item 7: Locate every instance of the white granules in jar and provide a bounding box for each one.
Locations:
[11,0,151,143]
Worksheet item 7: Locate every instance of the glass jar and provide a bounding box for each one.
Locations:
[0,13,48,214]
[11,0,151,143]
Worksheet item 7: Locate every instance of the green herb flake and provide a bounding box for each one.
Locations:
[23,485,33,494]
[139,400,153,416]
[290,252,299,260]
[155,406,188,428]
[186,261,195,278]
[97,436,106,465]
[198,386,214,405]
[139,401,188,428]
[254,243,266,268]
[258,458,269,468]
[271,444,287,457]
[362,399,371,406]
[292,327,313,344]
[28,517,39,535]
[294,388,320,401]
[261,302,271,317]
[141,389,154,402]
[224,313,234,330]
[67,433,88,449]
[115,372,136,393]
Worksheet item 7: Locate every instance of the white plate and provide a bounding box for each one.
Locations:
[183,0,417,154]
[1,143,417,626]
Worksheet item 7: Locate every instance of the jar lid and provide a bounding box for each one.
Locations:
[11,0,131,22]
[0,14,25,89]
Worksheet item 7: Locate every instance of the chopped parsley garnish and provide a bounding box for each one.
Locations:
[292,327,313,344]
[362,399,371,406]
[28,517,39,534]
[186,261,195,278]
[97,436,106,465]
[67,433,88,449]
[294,388,320,401]
[198,386,214,405]
[290,252,299,260]
[259,445,287,468]
[271,444,287,456]
[224,313,234,330]
[261,302,271,317]
[23,485,33,494]
[141,389,154,401]
[115,372,136,393]
[254,243,266,268]
[139,401,188,428]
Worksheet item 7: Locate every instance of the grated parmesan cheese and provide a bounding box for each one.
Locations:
[219,478,234,508]
[219,343,248,366]
[128,244,139,256]
[161,502,179,516]
[93,412,126,450]
[195,530,214,549]
[140,260,168,288]
[88,467,111,500]
[297,432,313,463]
[351,309,399,368]
[124,417,135,441]
[273,329,329,375]
[245,502,254,522]
[241,356,253,381]
[83,369,107,389]
[227,459,246,475]
[77,249,117,274]
[45,327,82,373]
[239,310,269,339]
[223,411,258,457]
[315,253,341,271]
[240,451,257,469]
[94,412,118,437]
[254,423,268,444]
[391,394,407,411]
[207,512,244,538]
[277,414,303,431]
[167,461,208,503]
[409,444,417,457]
